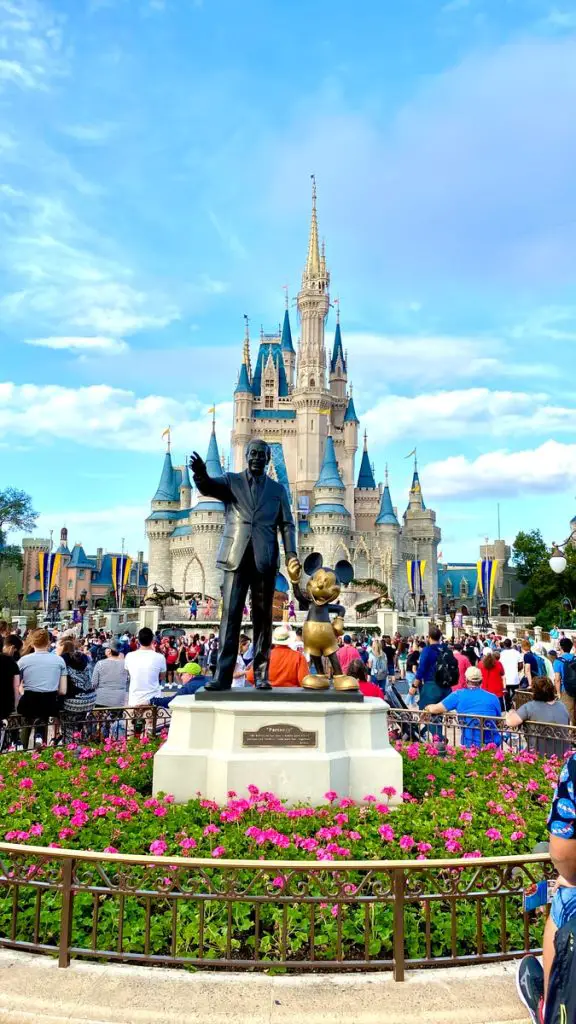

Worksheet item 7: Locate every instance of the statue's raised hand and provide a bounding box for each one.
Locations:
[190,451,206,477]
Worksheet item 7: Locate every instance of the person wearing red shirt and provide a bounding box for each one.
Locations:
[480,650,505,706]
[452,644,471,690]
[337,635,361,674]
[245,626,308,688]
[347,658,385,700]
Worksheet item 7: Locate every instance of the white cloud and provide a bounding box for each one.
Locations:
[60,123,118,144]
[0,59,36,88]
[362,387,576,444]
[0,381,233,454]
[543,8,576,30]
[0,0,66,93]
[422,440,576,499]
[23,336,129,354]
[346,332,557,388]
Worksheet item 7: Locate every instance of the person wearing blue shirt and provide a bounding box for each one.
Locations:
[553,636,576,725]
[424,665,502,747]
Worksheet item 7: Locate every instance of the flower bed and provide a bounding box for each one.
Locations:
[0,737,559,970]
[0,736,558,859]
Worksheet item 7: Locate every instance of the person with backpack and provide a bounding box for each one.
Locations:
[522,639,542,689]
[516,750,576,1024]
[553,637,576,726]
[409,626,458,738]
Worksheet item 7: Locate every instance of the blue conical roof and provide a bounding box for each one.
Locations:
[376,483,399,526]
[153,452,180,502]
[330,322,346,374]
[343,393,359,423]
[409,468,424,508]
[205,427,222,478]
[357,447,376,489]
[315,435,345,489]
[235,362,252,393]
[281,309,294,353]
[181,461,191,489]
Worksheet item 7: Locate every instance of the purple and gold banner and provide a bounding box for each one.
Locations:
[111,556,132,608]
[476,558,499,616]
[38,551,61,610]
[406,559,426,595]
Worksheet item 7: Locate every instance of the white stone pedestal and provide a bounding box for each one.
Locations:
[153,696,403,806]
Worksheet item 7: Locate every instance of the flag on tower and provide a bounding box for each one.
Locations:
[405,448,416,459]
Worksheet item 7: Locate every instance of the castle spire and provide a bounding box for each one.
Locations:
[304,174,321,281]
[235,316,252,393]
[315,434,345,489]
[376,470,399,526]
[356,429,376,489]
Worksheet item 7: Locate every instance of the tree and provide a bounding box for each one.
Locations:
[511,530,548,584]
[0,488,37,548]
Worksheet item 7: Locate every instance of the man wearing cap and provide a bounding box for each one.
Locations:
[424,665,502,748]
[151,663,209,709]
[245,626,308,688]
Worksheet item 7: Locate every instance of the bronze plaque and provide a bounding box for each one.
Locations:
[242,723,317,748]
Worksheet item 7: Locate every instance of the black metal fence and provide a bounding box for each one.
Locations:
[0,844,553,978]
[2,703,576,757]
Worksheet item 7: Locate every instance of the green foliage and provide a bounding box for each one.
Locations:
[512,529,576,623]
[0,738,556,966]
[0,487,37,548]
[512,530,547,584]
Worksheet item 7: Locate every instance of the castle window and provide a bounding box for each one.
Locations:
[311,420,314,431]
[459,579,469,598]
[78,570,85,579]
[445,579,453,597]
[265,395,274,409]
[309,378,315,388]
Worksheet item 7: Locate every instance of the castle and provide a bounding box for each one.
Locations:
[146,182,441,611]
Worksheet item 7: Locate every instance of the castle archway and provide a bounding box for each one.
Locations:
[181,552,206,598]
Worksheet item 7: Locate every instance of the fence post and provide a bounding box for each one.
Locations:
[58,858,75,968]
[393,867,406,982]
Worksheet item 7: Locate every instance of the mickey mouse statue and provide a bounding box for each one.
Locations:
[287,552,358,691]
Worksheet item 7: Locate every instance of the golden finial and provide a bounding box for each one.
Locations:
[283,284,289,310]
[242,314,252,380]
[334,296,340,323]
[304,173,321,279]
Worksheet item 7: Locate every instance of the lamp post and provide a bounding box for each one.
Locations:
[561,597,574,628]
[447,598,457,642]
[17,592,24,616]
[47,586,60,626]
[78,589,89,637]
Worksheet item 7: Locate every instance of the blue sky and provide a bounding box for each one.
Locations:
[1,0,576,560]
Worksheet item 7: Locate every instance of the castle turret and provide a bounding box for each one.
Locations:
[374,467,401,597]
[146,435,182,591]
[188,419,226,599]
[180,460,192,510]
[402,455,441,613]
[341,387,359,528]
[329,307,347,406]
[354,431,380,543]
[308,433,351,567]
[281,302,295,388]
[232,319,254,470]
[293,177,332,496]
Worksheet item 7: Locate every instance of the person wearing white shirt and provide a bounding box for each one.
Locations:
[499,639,522,705]
[124,627,166,706]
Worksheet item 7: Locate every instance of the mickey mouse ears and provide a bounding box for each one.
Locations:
[303,552,354,586]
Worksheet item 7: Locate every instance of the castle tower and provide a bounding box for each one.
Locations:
[281,301,296,388]
[188,419,226,599]
[180,461,192,511]
[341,387,359,527]
[232,318,254,470]
[146,433,182,591]
[402,455,441,613]
[329,306,347,411]
[308,433,351,567]
[292,177,332,496]
[354,431,381,559]
[375,467,401,598]
[22,536,50,602]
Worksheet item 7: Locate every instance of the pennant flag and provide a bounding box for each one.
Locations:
[49,553,61,592]
[38,551,50,611]
[476,559,499,616]
[161,427,170,439]
[319,408,331,414]
[207,406,216,415]
[111,556,133,607]
[405,448,416,459]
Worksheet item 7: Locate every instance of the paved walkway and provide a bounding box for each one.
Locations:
[0,951,529,1024]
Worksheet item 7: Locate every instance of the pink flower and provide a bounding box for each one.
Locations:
[324,790,338,802]
[485,828,502,841]
[459,811,473,823]
[153,806,167,817]
[247,784,259,795]
[203,824,220,836]
[381,786,397,798]
[103,846,118,854]
[271,876,285,889]
[149,839,168,856]
[211,846,226,858]
[179,838,197,851]
[399,835,415,851]
[19,777,33,789]
[378,824,395,842]
[417,842,432,855]
[445,840,463,854]
[330,905,339,917]
[29,823,43,837]
[510,830,526,841]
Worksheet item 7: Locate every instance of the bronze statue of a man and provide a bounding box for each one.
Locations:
[190,439,301,690]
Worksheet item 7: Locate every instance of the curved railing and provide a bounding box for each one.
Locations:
[0,843,553,978]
